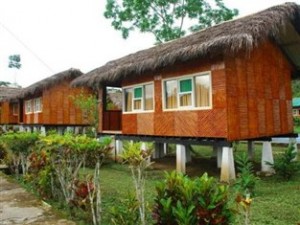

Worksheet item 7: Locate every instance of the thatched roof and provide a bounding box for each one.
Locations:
[0,87,22,102]
[72,2,300,88]
[17,68,83,99]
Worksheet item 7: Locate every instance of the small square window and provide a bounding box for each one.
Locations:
[134,87,142,98]
[179,79,192,93]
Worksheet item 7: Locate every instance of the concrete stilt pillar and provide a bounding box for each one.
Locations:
[19,126,24,132]
[116,140,123,156]
[141,142,151,164]
[220,147,236,182]
[248,140,255,161]
[74,127,80,134]
[40,126,46,136]
[163,143,168,155]
[176,144,186,174]
[217,146,222,168]
[261,141,275,173]
[289,138,298,161]
[153,143,161,159]
[185,145,192,163]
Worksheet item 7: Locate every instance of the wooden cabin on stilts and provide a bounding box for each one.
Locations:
[73,3,300,182]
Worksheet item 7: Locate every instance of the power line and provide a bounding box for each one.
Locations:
[0,20,55,73]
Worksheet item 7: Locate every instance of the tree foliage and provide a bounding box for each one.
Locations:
[0,81,11,87]
[8,54,22,69]
[70,90,98,136]
[292,79,300,97]
[104,0,238,43]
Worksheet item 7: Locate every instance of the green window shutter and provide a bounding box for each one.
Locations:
[180,79,192,92]
[134,87,142,98]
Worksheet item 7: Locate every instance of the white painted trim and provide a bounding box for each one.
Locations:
[123,81,155,114]
[25,99,33,114]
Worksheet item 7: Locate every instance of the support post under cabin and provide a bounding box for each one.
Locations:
[248,140,255,161]
[176,144,186,174]
[220,146,236,182]
[261,141,274,174]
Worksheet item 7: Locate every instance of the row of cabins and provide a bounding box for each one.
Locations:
[1,3,300,181]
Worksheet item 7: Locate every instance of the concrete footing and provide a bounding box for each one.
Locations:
[261,141,275,173]
[220,147,236,182]
[248,140,255,161]
[176,144,186,173]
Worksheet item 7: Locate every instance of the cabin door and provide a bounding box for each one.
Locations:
[103,87,122,131]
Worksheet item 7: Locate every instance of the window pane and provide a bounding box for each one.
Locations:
[12,104,18,115]
[144,84,153,110]
[179,93,192,107]
[25,100,32,113]
[134,87,142,98]
[195,75,210,107]
[34,98,41,112]
[124,88,133,112]
[180,79,192,93]
[133,99,142,110]
[165,80,177,109]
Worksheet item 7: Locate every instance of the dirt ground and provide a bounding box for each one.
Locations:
[0,172,75,225]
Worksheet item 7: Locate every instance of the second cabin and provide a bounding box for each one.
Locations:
[5,69,95,133]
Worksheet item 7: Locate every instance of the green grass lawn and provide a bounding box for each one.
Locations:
[74,142,300,225]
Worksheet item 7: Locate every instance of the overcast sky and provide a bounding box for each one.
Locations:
[0,0,299,87]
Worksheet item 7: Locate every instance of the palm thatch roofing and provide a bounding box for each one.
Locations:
[0,87,22,102]
[17,68,83,99]
[72,2,300,88]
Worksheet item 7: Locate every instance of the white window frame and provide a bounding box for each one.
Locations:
[293,109,299,116]
[178,77,194,109]
[12,103,18,116]
[123,82,155,114]
[34,97,42,113]
[132,86,143,112]
[25,100,32,114]
[162,71,212,111]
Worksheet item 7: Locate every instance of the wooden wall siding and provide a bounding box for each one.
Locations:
[225,41,294,140]
[121,58,228,138]
[0,102,18,124]
[23,79,91,125]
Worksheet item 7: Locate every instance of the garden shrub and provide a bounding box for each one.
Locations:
[121,141,153,225]
[293,117,300,127]
[234,153,259,196]
[152,172,234,225]
[0,131,39,176]
[109,192,140,225]
[267,144,300,180]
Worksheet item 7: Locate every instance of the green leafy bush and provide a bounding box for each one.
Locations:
[109,192,140,225]
[0,131,39,176]
[234,154,259,196]
[152,172,234,225]
[293,117,300,127]
[267,144,300,180]
[121,141,153,225]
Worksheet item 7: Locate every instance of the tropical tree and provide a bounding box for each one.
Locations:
[104,0,238,43]
[0,81,11,87]
[8,54,22,85]
[8,54,21,69]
